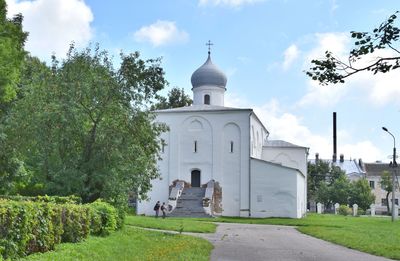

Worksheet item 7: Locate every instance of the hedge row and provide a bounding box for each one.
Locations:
[0,199,123,260]
[0,195,82,204]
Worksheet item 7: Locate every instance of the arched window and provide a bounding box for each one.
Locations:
[204,94,210,105]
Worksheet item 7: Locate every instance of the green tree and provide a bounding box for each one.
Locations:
[380,170,393,214]
[152,87,192,110]
[349,179,375,210]
[0,0,27,107]
[307,160,329,203]
[328,173,352,206]
[0,0,28,194]
[10,44,167,205]
[306,11,400,85]
[308,160,349,208]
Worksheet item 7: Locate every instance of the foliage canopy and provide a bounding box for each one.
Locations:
[9,44,167,205]
[306,11,400,85]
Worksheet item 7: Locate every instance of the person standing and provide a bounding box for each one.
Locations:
[161,202,167,219]
[154,201,160,218]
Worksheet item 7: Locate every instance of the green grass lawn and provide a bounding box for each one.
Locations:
[125,215,217,233]
[128,214,400,260]
[22,226,212,261]
[19,214,400,260]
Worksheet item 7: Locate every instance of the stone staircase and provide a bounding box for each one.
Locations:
[169,187,212,218]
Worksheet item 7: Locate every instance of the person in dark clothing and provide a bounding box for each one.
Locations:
[154,201,160,218]
[161,202,167,219]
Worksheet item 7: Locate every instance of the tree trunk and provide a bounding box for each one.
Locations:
[386,192,390,215]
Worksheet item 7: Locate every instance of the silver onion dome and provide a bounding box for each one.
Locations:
[191,54,227,89]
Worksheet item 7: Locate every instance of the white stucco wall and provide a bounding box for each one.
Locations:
[193,85,225,106]
[250,158,305,218]
[297,171,306,217]
[137,108,252,216]
[250,114,268,159]
[262,146,307,176]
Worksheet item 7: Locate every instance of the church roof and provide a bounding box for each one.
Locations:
[265,140,306,148]
[155,104,251,113]
[191,54,227,89]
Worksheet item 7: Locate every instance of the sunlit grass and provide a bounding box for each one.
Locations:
[21,213,400,260]
[22,226,212,261]
[125,215,216,233]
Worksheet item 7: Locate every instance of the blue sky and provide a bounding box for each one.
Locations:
[6,0,400,162]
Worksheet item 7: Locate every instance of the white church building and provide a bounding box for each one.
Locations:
[137,50,308,218]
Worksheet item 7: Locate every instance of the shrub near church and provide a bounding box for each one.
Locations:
[0,196,121,260]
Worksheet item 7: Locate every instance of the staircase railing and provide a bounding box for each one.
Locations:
[168,181,184,212]
[203,180,214,216]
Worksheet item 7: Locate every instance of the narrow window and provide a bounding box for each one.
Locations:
[230,141,234,153]
[204,94,210,105]
[161,140,166,153]
[194,140,197,153]
[369,180,375,189]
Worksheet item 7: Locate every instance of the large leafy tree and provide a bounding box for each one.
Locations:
[152,87,192,110]
[328,173,352,206]
[306,11,400,85]
[0,0,28,194]
[0,0,27,108]
[10,44,167,205]
[308,160,374,210]
[308,161,346,207]
[349,179,375,210]
[307,160,330,203]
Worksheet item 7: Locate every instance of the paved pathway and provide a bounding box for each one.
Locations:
[193,223,393,261]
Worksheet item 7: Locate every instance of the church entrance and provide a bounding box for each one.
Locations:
[191,170,201,187]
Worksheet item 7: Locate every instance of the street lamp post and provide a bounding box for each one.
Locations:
[382,127,397,222]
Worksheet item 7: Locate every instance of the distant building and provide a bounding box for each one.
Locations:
[309,153,365,181]
[364,162,400,214]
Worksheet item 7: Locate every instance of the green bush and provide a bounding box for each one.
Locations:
[0,198,119,260]
[0,195,81,204]
[338,205,351,216]
[0,200,64,259]
[89,200,117,236]
[60,204,91,243]
[357,208,365,216]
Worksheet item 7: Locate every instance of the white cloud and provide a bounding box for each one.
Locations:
[6,0,94,59]
[301,32,400,107]
[198,0,264,8]
[346,49,400,106]
[299,32,350,107]
[282,44,299,70]
[134,20,189,47]
[298,79,348,107]
[226,94,383,162]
